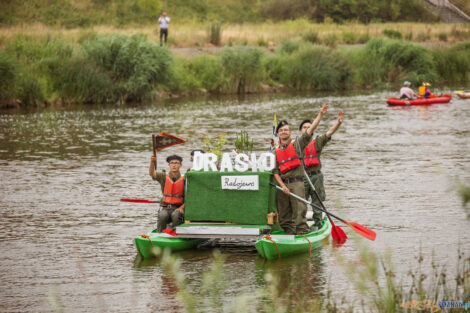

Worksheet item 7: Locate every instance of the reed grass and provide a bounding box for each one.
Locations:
[159,241,469,313]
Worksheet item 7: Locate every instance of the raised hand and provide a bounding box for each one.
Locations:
[319,103,330,115]
[338,110,344,124]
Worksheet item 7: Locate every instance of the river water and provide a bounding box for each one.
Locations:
[0,91,469,312]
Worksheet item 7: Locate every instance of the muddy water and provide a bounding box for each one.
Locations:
[0,91,469,312]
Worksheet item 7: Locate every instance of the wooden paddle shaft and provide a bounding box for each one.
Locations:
[152,134,157,169]
[270,183,345,223]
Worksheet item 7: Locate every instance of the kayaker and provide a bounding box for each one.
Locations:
[400,81,417,100]
[420,82,432,98]
[273,103,329,235]
[299,109,344,231]
[149,154,185,232]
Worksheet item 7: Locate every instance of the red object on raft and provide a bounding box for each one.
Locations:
[386,94,452,106]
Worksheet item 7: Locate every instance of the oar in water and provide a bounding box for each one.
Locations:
[301,165,347,241]
[269,183,376,241]
[121,198,160,203]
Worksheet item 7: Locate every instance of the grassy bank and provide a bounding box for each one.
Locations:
[1,32,469,107]
[1,22,469,48]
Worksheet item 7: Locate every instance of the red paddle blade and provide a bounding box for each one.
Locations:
[330,220,348,241]
[344,220,376,241]
[120,198,157,203]
[155,132,186,151]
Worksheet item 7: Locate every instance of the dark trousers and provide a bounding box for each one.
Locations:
[160,28,168,45]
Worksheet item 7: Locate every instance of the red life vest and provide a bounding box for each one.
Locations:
[163,174,184,205]
[304,139,320,167]
[275,141,301,174]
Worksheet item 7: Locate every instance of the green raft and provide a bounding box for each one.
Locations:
[134,230,204,258]
[255,218,332,260]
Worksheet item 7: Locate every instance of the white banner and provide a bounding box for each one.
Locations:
[221,175,259,190]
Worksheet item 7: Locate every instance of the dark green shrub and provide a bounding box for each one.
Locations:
[432,43,470,83]
[279,46,351,90]
[303,31,320,44]
[221,47,264,93]
[15,72,45,106]
[354,38,437,87]
[437,32,448,42]
[342,32,358,44]
[209,23,222,46]
[322,33,338,48]
[278,40,301,54]
[0,51,18,104]
[382,29,402,40]
[83,34,173,102]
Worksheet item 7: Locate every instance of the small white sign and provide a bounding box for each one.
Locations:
[221,175,259,190]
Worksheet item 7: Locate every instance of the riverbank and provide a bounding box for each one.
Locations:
[0,29,469,108]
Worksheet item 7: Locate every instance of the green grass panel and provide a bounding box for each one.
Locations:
[185,171,277,224]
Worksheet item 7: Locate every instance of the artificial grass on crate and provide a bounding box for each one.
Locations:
[184,171,277,225]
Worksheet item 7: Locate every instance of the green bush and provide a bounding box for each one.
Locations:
[303,31,320,44]
[0,51,18,104]
[437,32,448,42]
[358,33,371,44]
[432,42,470,83]
[278,40,302,54]
[208,23,223,46]
[382,29,402,40]
[15,71,46,106]
[279,45,351,90]
[83,34,173,102]
[342,32,358,44]
[221,47,265,93]
[322,33,338,48]
[353,38,437,87]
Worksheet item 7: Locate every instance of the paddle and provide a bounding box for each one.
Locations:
[152,134,157,169]
[300,162,347,241]
[121,198,160,203]
[269,183,376,241]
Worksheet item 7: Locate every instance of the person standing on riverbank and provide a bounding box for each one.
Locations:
[273,103,329,235]
[149,153,185,231]
[299,109,344,231]
[158,11,170,46]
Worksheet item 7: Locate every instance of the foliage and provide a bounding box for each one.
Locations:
[278,45,351,90]
[82,34,173,102]
[159,239,469,313]
[353,38,437,87]
[277,40,302,54]
[208,23,222,46]
[303,31,320,44]
[322,33,338,48]
[432,42,470,83]
[0,51,18,104]
[234,130,254,154]
[382,29,403,40]
[221,47,265,94]
[0,0,438,26]
[203,133,227,162]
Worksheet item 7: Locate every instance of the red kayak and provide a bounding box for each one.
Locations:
[387,94,452,106]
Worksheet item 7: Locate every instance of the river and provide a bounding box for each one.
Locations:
[0,90,469,312]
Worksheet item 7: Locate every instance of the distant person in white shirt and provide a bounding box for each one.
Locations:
[158,12,170,46]
[399,81,417,100]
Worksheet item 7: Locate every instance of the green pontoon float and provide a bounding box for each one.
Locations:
[134,171,331,259]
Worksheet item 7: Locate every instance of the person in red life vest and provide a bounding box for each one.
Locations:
[149,154,185,232]
[273,103,329,235]
[299,109,344,231]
